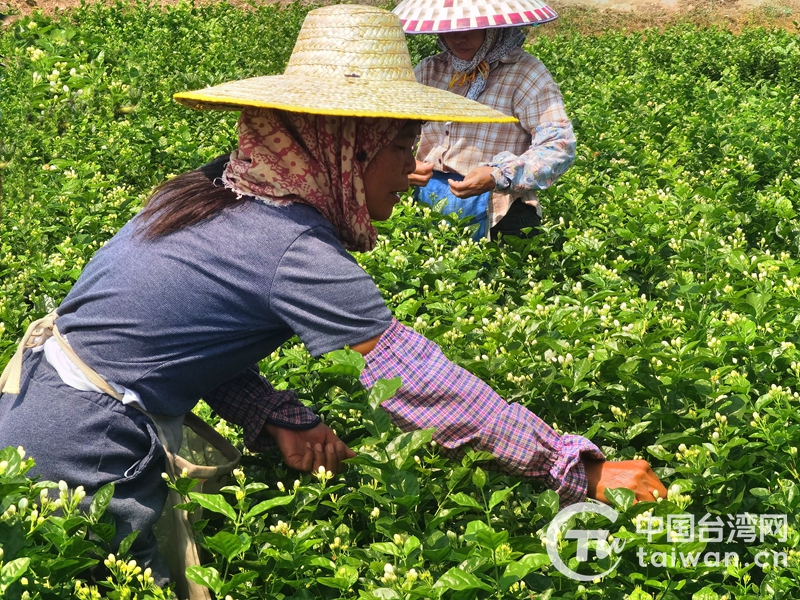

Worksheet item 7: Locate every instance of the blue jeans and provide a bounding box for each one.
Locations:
[413,171,491,241]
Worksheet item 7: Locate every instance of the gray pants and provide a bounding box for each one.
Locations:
[0,351,170,584]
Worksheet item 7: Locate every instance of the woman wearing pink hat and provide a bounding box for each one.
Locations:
[394,0,573,241]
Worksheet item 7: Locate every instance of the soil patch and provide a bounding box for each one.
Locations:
[1,0,798,34]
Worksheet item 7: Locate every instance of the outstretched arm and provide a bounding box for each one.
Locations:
[356,319,666,506]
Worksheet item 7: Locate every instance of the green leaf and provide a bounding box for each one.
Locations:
[463,520,508,549]
[746,292,771,318]
[605,487,635,512]
[366,588,401,599]
[465,520,490,536]
[317,565,358,590]
[0,447,22,478]
[537,490,560,519]
[692,586,720,600]
[175,477,200,497]
[472,467,487,489]
[186,565,223,595]
[500,554,550,591]
[90,521,116,543]
[488,482,520,510]
[450,492,482,510]
[404,535,421,557]
[0,557,30,587]
[205,531,251,561]
[220,571,259,596]
[188,492,237,521]
[244,495,294,520]
[89,482,115,519]
[432,568,493,592]
[474,528,508,550]
[244,482,270,494]
[627,420,652,439]
[386,470,419,505]
[370,542,403,557]
[118,530,139,556]
[368,378,402,409]
[48,557,98,580]
[328,348,366,374]
[386,429,433,469]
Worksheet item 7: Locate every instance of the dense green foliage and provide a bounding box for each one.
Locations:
[2,2,800,598]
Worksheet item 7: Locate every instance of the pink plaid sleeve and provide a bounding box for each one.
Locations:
[204,365,320,452]
[360,319,605,506]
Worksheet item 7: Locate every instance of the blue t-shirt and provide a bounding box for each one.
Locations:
[56,184,391,416]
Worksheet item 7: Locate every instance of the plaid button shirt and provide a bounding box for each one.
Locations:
[415,48,576,228]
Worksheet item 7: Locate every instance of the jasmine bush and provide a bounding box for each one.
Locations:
[2,3,800,598]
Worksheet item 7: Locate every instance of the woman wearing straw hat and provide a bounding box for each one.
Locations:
[0,4,664,593]
[394,0,573,241]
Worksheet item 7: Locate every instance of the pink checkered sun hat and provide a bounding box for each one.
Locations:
[392,0,558,34]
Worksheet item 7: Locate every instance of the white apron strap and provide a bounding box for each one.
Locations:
[0,312,58,395]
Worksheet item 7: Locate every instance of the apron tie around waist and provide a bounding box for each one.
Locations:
[0,312,123,400]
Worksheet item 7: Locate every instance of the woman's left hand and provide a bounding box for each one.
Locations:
[265,422,356,475]
[448,166,495,198]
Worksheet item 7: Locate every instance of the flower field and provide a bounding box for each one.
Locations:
[2,2,800,598]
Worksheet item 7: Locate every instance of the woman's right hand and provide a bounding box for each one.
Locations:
[583,458,667,504]
[265,422,356,475]
[408,160,434,187]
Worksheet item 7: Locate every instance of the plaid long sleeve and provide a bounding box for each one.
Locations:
[360,319,604,505]
[204,365,320,452]
[486,120,576,193]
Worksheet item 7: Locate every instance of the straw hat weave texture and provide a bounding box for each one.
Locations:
[393,0,558,34]
[174,5,516,123]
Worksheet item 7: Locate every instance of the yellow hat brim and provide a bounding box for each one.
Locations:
[174,75,517,123]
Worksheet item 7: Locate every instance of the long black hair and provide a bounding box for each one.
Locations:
[136,156,249,239]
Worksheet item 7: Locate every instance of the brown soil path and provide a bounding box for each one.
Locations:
[2,0,798,34]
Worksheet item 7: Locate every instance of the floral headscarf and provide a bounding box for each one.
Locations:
[222,108,404,252]
[439,26,527,100]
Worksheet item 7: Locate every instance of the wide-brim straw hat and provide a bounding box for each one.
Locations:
[393,0,558,34]
[174,5,515,123]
